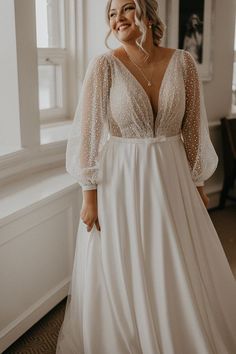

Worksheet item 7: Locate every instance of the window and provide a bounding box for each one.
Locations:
[35,0,69,123]
[0,0,82,184]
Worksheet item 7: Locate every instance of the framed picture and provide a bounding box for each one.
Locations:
[166,0,215,81]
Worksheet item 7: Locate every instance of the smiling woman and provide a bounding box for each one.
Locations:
[105,0,165,51]
[56,0,236,353]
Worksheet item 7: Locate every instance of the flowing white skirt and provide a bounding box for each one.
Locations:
[56,134,236,354]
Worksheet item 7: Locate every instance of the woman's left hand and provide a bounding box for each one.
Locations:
[200,192,210,208]
[197,186,209,208]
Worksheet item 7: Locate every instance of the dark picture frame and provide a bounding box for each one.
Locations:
[166,0,214,81]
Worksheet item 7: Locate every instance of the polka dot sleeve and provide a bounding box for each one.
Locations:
[182,50,218,186]
[65,54,111,191]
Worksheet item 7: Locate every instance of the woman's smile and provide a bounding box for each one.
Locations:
[117,24,131,31]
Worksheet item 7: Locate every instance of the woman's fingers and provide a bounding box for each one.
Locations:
[87,223,93,232]
[95,218,101,231]
[81,218,101,233]
[202,194,209,208]
[84,219,94,232]
[80,205,100,233]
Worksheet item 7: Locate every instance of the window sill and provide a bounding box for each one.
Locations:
[0,120,73,186]
[0,146,24,158]
[40,120,72,145]
[0,166,79,227]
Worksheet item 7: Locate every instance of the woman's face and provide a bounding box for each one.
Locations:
[108,0,144,43]
[191,14,199,28]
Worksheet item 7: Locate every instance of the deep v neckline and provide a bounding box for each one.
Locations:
[110,49,178,121]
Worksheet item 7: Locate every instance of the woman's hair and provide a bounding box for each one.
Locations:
[185,13,203,36]
[105,0,166,54]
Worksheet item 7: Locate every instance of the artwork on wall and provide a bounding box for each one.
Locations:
[166,0,214,81]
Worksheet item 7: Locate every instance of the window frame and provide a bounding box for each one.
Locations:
[36,0,74,124]
[38,47,69,123]
[0,0,84,185]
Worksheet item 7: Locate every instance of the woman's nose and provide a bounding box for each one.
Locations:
[116,9,126,22]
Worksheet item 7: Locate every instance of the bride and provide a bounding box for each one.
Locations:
[56,0,236,353]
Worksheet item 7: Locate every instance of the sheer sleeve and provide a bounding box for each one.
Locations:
[65,54,111,191]
[181,50,218,186]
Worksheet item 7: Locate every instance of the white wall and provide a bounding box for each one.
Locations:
[0,168,80,352]
[0,0,21,149]
[0,0,41,153]
[204,0,235,122]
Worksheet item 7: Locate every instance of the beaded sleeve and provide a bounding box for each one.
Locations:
[181,50,218,186]
[65,54,110,190]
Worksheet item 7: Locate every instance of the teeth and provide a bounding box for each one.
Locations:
[119,25,129,31]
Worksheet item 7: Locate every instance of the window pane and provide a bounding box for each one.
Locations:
[35,0,65,48]
[38,65,63,110]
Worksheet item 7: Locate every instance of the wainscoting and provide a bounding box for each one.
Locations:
[0,167,81,352]
[0,123,230,352]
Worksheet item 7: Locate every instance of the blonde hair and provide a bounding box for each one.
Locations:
[105,0,166,54]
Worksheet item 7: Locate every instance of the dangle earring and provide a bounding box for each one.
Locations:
[149,22,152,29]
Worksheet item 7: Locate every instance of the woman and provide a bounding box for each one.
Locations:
[56,0,236,353]
[183,13,203,64]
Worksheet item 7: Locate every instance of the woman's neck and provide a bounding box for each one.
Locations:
[122,36,157,65]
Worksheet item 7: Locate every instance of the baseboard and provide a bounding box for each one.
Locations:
[0,277,70,353]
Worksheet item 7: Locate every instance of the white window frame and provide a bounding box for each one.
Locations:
[36,0,74,124]
[38,47,68,123]
[0,0,84,185]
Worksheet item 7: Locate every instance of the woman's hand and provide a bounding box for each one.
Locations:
[197,186,210,208]
[80,189,101,232]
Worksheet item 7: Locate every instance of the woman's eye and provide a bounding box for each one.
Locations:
[124,6,135,11]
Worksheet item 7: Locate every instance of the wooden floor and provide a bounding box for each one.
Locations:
[3,298,67,354]
[210,204,236,278]
[3,205,236,354]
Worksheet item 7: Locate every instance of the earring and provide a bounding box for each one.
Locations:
[149,23,152,29]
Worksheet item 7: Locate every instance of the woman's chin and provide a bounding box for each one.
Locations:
[116,33,139,44]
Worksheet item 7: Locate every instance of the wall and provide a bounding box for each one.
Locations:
[0,168,80,352]
[204,0,235,122]
[0,0,21,150]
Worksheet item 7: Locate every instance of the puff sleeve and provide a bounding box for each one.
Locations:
[181,50,218,186]
[65,54,111,190]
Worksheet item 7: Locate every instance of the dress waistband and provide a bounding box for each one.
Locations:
[108,134,182,144]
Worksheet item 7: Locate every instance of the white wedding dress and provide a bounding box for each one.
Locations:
[56,48,236,354]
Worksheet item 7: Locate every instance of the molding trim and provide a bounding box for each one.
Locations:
[0,277,70,352]
[0,141,66,187]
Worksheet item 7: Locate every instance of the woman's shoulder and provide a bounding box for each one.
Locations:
[160,47,197,70]
[153,46,183,67]
[88,50,113,66]
[84,51,113,78]
[179,48,197,64]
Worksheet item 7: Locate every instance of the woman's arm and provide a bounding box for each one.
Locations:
[181,50,218,207]
[65,54,111,230]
